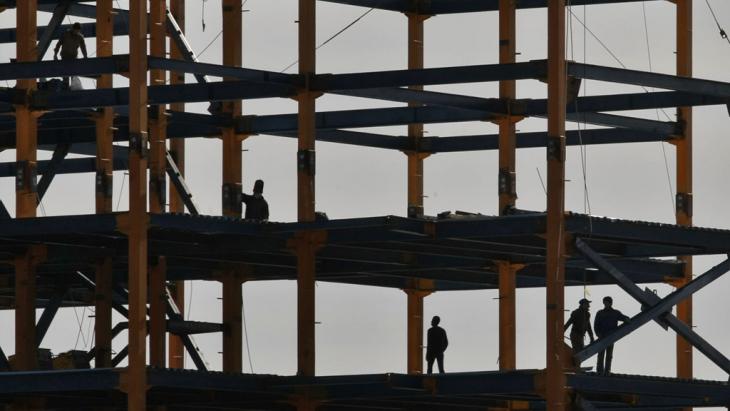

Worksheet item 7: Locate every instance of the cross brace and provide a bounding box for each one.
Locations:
[574,239,730,371]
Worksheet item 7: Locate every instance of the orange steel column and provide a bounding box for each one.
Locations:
[222,272,243,372]
[545,1,567,411]
[498,0,518,372]
[148,0,168,370]
[94,0,115,369]
[297,0,317,378]
[675,0,693,394]
[405,12,429,376]
[14,0,38,373]
[221,0,244,374]
[127,0,149,409]
[168,0,186,370]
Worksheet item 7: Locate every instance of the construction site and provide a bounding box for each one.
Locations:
[2,0,730,409]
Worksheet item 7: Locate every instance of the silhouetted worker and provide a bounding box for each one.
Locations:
[241,179,269,222]
[564,298,594,353]
[53,22,88,88]
[594,296,629,374]
[426,315,448,374]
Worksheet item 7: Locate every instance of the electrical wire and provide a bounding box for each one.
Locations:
[242,286,254,373]
[279,7,376,73]
[198,0,249,59]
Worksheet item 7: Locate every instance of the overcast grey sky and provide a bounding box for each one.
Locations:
[1,1,730,390]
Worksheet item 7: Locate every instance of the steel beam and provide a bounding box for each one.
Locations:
[35,282,67,346]
[0,21,128,45]
[14,0,39,381]
[675,0,693,392]
[575,257,730,362]
[319,0,661,14]
[575,239,730,374]
[36,0,71,60]
[545,1,567,410]
[168,0,187,370]
[165,288,208,371]
[36,143,70,201]
[166,151,199,215]
[498,0,518,372]
[127,0,148,409]
[95,0,115,370]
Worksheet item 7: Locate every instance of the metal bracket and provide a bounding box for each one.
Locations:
[676,192,693,217]
[221,183,242,214]
[95,170,113,198]
[407,205,424,218]
[547,136,565,162]
[298,149,316,175]
[128,132,149,158]
[149,175,167,206]
[498,168,516,196]
[15,160,37,192]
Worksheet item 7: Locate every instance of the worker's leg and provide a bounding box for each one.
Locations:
[436,353,444,374]
[426,356,434,374]
[605,344,614,374]
[570,334,584,352]
[597,349,605,374]
[61,55,74,88]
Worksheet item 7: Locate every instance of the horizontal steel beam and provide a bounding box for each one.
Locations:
[319,0,661,14]
[0,21,129,45]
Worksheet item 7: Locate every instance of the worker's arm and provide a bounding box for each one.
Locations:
[53,38,61,60]
[619,311,630,323]
[262,201,269,221]
[241,192,251,204]
[587,321,595,342]
[80,37,88,58]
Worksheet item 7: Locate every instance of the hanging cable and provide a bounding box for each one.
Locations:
[279,7,376,73]
[242,286,254,373]
[641,2,676,215]
[198,0,249,59]
[705,0,730,46]
[115,172,127,211]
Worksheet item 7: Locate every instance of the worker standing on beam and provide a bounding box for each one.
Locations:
[426,315,448,374]
[594,296,630,374]
[565,298,595,356]
[53,22,88,88]
[241,179,269,222]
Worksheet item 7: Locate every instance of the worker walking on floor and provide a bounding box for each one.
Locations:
[241,179,269,222]
[53,22,88,89]
[426,315,448,374]
[565,298,595,354]
[594,296,630,374]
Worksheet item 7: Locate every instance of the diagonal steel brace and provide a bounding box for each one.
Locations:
[575,238,730,373]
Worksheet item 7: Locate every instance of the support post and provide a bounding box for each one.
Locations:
[675,0,693,393]
[148,0,167,371]
[222,272,243,372]
[405,289,430,374]
[545,1,567,410]
[149,258,167,367]
[168,0,186,370]
[127,0,149,409]
[498,0,518,372]
[296,0,317,378]
[14,0,38,376]
[405,13,429,219]
[221,0,244,374]
[95,0,114,369]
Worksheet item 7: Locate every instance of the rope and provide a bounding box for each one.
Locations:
[242,286,254,373]
[279,7,376,73]
[705,0,730,46]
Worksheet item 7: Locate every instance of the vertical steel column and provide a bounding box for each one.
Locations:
[405,12,429,376]
[545,1,567,410]
[221,0,244,374]
[406,289,429,374]
[94,0,115,370]
[297,0,317,378]
[127,0,149,409]
[168,0,186,370]
[149,0,168,370]
[222,273,242,372]
[498,0,518,372]
[675,0,693,391]
[14,0,38,373]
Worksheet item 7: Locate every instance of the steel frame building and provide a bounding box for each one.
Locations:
[0,0,729,410]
